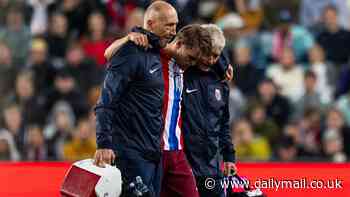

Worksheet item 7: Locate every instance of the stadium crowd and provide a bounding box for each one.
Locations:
[0,0,350,163]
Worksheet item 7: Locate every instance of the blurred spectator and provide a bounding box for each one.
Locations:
[324,108,350,158]
[233,44,264,96]
[303,71,321,106]
[0,129,20,161]
[197,0,222,22]
[283,122,302,148]
[63,117,96,161]
[322,129,347,162]
[24,124,47,161]
[0,42,16,99]
[283,120,318,160]
[124,8,144,32]
[228,81,246,123]
[81,11,110,68]
[282,121,323,160]
[266,47,304,103]
[6,70,45,124]
[65,43,102,93]
[45,12,69,66]
[298,108,323,157]
[232,119,271,161]
[316,5,350,66]
[274,135,298,162]
[335,93,350,126]
[247,103,279,146]
[105,0,140,33]
[294,71,323,120]
[43,69,89,119]
[0,7,31,66]
[335,64,350,98]
[28,38,56,92]
[1,103,26,155]
[48,0,92,37]
[171,0,199,28]
[264,9,314,64]
[0,0,11,26]
[262,0,299,28]
[26,0,55,36]
[307,45,335,104]
[300,0,350,31]
[0,1,26,27]
[235,0,263,33]
[250,78,291,127]
[44,101,75,160]
[216,13,244,50]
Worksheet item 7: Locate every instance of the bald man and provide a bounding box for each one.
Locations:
[94,2,203,197]
[104,0,178,54]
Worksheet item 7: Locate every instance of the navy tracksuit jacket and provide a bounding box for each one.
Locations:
[95,29,163,197]
[182,53,236,176]
[182,53,236,197]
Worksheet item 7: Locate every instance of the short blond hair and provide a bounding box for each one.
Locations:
[201,24,226,54]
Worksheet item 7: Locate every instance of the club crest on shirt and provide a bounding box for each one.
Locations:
[215,88,221,101]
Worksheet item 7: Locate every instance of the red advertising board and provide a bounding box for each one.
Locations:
[0,162,349,197]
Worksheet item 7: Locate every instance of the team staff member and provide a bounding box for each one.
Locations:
[93,2,178,197]
[182,24,237,197]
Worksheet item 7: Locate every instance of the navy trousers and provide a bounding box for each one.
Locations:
[116,148,162,197]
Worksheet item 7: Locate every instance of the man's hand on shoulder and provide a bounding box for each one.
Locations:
[128,32,149,49]
[93,149,116,168]
[104,32,149,61]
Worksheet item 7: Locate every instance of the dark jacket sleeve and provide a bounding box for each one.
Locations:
[219,83,236,162]
[94,44,140,149]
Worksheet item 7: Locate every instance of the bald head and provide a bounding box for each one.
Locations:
[144,1,178,47]
[144,1,177,27]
